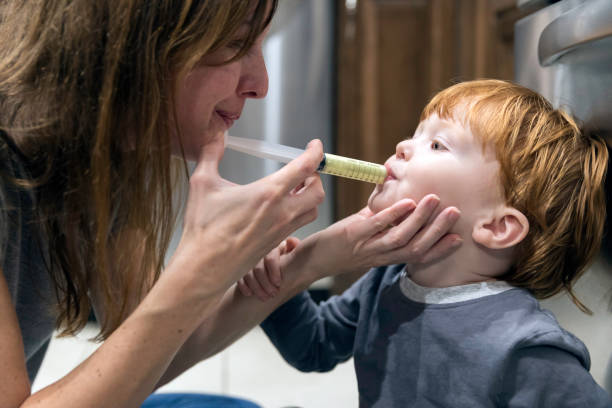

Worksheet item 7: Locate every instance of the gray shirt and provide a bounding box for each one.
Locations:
[262,264,612,407]
[1,147,56,381]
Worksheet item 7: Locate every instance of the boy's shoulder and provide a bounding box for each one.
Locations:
[350,264,405,294]
[461,288,591,369]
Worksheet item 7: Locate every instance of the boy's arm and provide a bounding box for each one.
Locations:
[260,270,367,372]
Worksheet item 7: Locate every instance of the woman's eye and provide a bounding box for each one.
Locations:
[228,39,246,49]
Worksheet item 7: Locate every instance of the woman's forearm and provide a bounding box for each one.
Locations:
[21,256,226,408]
[156,242,319,388]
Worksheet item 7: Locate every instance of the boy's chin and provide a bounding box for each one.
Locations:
[366,197,386,215]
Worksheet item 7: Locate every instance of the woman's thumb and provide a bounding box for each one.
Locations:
[193,131,226,177]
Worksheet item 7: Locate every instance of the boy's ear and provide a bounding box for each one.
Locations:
[472,207,529,249]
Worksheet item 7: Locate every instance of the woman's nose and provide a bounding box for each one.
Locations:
[238,50,269,99]
[395,140,412,160]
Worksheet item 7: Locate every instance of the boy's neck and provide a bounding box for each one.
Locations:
[406,241,514,288]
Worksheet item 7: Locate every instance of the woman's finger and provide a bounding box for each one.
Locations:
[347,199,417,241]
[193,130,226,178]
[405,206,461,256]
[287,174,325,218]
[286,207,320,237]
[385,194,440,248]
[419,233,462,264]
[381,205,461,264]
[268,139,324,193]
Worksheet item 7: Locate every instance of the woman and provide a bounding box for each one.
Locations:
[0,1,460,407]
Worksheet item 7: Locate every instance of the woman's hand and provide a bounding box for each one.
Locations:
[169,136,325,296]
[303,194,461,279]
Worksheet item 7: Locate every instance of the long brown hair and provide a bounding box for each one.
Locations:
[422,79,608,313]
[0,0,278,339]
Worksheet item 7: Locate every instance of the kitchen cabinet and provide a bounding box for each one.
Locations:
[333,0,534,292]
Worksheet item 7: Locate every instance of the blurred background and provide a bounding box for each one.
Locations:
[35,0,612,406]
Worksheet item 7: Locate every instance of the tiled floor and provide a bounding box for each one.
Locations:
[33,324,359,408]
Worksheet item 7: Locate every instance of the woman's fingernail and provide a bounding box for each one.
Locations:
[448,210,460,222]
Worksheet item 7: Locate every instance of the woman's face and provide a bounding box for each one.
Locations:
[172,25,270,162]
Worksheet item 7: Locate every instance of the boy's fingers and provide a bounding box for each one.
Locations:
[237,279,253,297]
[284,237,300,253]
[253,267,276,296]
[261,255,281,291]
[243,273,269,302]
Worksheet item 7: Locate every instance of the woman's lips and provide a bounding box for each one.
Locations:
[216,110,240,128]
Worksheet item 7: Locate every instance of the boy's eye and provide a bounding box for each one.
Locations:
[431,141,445,150]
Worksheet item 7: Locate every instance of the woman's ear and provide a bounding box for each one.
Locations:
[472,207,529,249]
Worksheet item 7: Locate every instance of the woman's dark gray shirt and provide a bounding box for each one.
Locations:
[1,148,55,382]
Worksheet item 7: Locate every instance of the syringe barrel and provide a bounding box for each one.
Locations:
[318,153,387,184]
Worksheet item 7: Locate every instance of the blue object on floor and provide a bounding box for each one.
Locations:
[141,393,262,408]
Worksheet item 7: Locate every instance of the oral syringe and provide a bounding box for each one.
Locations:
[225,134,387,184]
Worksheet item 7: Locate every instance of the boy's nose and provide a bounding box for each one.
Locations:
[395,140,412,160]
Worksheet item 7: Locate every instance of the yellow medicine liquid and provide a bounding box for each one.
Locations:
[318,153,387,184]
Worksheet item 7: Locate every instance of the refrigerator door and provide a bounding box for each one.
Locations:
[515,0,612,134]
[219,0,335,239]
[514,0,612,392]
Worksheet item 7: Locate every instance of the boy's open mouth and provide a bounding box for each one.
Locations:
[384,164,397,181]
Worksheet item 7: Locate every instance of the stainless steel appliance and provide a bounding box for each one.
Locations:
[219,0,335,239]
[514,0,612,391]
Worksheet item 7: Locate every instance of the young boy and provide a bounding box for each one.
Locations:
[233,79,612,406]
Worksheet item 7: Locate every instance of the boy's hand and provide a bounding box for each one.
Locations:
[237,237,300,301]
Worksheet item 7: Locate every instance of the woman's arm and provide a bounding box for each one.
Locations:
[0,271,31,407]
[0,142,325,408]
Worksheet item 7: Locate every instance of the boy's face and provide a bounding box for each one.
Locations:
[368,112,504,230]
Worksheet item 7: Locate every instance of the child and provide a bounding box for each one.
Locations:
[235,79,612,406]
